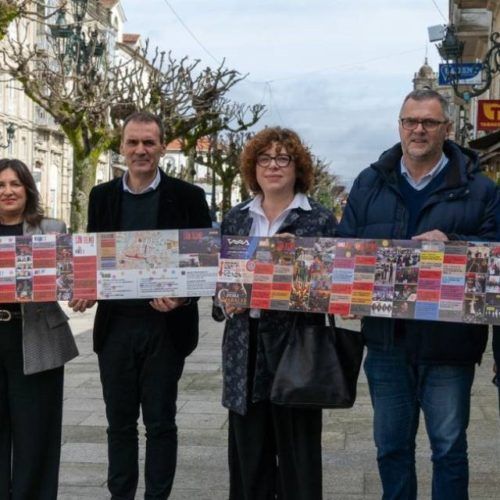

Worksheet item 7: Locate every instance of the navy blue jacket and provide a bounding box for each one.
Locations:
[338,140,499,365]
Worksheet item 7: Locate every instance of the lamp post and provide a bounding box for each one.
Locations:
[438,25,500,102]
[0,122,15,149]
[49,0,106,74]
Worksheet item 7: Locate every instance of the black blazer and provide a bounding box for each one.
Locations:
[88,169,212,355]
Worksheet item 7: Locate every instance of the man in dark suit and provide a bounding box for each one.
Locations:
[70,111,211,499]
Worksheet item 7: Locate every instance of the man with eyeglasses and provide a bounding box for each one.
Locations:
[338,89,499,500]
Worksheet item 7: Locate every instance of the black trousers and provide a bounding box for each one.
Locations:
[0,318,64,500]
[227,318,323,500]
[98,312,185,500]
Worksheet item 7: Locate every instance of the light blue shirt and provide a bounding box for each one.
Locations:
[400,153,448,191]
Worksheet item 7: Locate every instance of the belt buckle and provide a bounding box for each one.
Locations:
[0,310,12,321]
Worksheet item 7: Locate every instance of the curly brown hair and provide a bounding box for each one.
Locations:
[240,127,314,194]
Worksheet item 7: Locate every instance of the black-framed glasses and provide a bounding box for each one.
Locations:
[256,154,293,169]
[400,117,448,131]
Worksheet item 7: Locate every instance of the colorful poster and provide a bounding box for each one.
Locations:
[216,236,500,326]
[0,228,220,302]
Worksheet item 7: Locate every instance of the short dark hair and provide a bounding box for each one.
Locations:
[122,111,165,143]
[0,158,44,226]
[240,127,315,194]
[401,89,451,121]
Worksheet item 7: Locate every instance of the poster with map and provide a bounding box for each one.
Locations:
[0,228,220,302]
[215,235,500,326]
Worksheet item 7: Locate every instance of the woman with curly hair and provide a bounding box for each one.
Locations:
[215,127,337,499]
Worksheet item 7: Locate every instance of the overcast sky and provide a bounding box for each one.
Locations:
[120,0,449,187]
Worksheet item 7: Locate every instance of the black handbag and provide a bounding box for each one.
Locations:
[267,315,364,409]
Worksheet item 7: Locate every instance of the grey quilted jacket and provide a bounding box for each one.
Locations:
[19,218,78,374]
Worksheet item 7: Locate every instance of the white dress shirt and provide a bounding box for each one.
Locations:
[122,168,161,194]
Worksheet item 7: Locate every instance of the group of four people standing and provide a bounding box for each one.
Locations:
[0,88,498,499]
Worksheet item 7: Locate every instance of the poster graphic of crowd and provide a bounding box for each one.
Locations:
[0,229,220,302]
[215,236,500,325]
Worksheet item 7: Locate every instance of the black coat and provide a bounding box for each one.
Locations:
[87,169,212,355]
[338,140,500,365]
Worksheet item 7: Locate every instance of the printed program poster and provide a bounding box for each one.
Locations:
[216,235,500,326]
[0,228,220,302]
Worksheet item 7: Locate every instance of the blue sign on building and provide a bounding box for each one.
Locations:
[438,63,483,85]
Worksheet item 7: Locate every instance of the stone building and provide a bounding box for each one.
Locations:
[0,0,125,224]
[446,0,500,181]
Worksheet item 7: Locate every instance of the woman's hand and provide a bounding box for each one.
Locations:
[225,305,247,317]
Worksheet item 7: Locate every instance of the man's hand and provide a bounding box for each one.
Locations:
[68,299,96,313]
[412,230,448,241]
[149,297,188,312]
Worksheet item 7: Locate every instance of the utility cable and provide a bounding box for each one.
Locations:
[161,0,221,65]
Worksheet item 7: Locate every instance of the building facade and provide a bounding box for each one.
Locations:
[446,0,500,181]
[0,0,124,224]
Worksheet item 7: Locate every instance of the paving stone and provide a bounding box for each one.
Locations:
[178,400,227,415]
[63,397,105,412]
[62,425,107,444]
[59,463,105,486]
[177,412,228,430]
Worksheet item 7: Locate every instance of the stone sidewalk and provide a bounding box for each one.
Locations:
[58,299,500,499]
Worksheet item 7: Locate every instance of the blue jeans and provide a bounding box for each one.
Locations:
[364,345,474,500]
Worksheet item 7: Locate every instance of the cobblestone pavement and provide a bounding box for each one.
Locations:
[59,299,500,499]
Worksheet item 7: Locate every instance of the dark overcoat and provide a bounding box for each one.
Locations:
[220,198,337,415]
[87,169,212,356]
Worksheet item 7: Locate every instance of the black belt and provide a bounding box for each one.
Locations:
[0,309,22,321]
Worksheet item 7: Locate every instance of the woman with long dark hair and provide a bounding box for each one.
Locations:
[0,159,78,499]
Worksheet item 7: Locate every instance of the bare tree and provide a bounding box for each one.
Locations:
[195,130,253,217]
[0,3,264,230]
[311,158,345,217]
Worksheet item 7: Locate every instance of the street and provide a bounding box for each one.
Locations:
[59,299,500,499]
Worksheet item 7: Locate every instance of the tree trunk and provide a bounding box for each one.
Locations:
[221,174,237,216]
[70,149,101,232]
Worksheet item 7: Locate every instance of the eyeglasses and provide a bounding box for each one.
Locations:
[400,117,448,131]
[256,154,293,169]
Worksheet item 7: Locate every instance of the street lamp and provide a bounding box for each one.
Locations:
[438,25,500,102]
[49,0,106,74]
[0,123,15,149]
